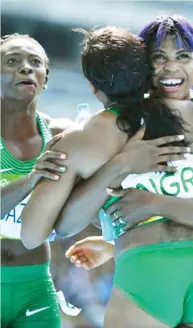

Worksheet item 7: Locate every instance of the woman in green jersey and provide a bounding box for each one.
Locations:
[1,31,182,328]
[21,19,193,327]
[66,16,193,328]
[0,33,71,327]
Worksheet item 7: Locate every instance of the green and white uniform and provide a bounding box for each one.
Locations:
[103,107,193,326]
[1,114,61,328]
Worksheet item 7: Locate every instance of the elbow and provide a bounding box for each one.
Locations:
[55,226,76,239]
[55,221,82,239]
[20,227,46,250]
[21,238,40,250]
[54,212,92,238]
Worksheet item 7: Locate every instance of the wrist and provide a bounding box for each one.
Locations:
[150,193,167,216]
[26,172,39,190]
[108,156,131,189]
[111,154,132,175]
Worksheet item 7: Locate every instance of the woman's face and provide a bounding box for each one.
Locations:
[1,37,47,100]
[151,34,193,100]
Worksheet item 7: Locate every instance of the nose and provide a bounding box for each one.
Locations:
[164,60,180,73]
[18,62,33,75]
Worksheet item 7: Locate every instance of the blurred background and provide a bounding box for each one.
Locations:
[2,1,193,327]
[2,0,193,119]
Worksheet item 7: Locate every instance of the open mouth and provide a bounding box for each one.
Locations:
[16,80,36,87]
[159,78,184,87]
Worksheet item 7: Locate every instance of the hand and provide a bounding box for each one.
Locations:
[29,133,67,187]
[114,125,190,174]
[65,236,114,270]
[105,188,156,230]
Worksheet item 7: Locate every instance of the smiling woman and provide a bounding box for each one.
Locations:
[139,15,193,100]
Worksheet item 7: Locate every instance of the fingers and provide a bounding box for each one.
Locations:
[128,124,146,142]
[155,164,176,173]
[106,187,126,197]
[35,161,66,173]
[45,133,63,150]
[70,254,88,266]
[70,254,92,270]
[39,150,66,162]
[66,248,94,270]
[158,146,191,156]
[158,154,190,163]
[150,134,185,146]
[105,203,120,216]
[34,169,60,180]
[65,245,80,258]
[111,210,124,222]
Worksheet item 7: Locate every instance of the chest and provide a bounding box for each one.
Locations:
[3,135,43,161]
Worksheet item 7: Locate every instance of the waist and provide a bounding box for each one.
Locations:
[116,239,193,262]
[1,261,51,282]
[115,221,193,259]
[1,239,51,266]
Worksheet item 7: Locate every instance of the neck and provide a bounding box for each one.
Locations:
[104,100,118,109]
[1,97,39,141]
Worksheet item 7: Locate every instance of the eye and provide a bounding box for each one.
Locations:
[177,52,192,62]
[31,58,42,65]
[7,58,18,65]
[152,53,167,65]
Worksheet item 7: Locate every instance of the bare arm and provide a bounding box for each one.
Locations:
[106,188,193,229]
[1,176,37,218]
[55,156,125,238]
[1,132,67,217]
[152,194,193,227]
[56,129,190,237]
[21,111,126,249]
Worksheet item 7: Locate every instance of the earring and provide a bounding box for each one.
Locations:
[43,85,48,90]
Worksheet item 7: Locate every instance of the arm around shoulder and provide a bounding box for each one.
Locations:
[152,194,193,227]
[21,113,120,249]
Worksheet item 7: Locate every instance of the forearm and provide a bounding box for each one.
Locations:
[55,157,125,238]
[152,194,193,227]
[1,175,35,217]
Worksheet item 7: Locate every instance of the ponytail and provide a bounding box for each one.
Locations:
[112,95,189,147]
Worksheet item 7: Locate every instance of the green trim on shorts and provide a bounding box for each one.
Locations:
[114,240,193,326]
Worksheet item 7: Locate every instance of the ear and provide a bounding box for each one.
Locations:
[44,68,49,89]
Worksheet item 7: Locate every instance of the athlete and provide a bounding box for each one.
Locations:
[21,21,193,327]
[0,33,73,327]
[66,16,193,328]
[1,31,182,328]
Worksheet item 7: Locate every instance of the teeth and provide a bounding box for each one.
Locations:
[160,79,183,86]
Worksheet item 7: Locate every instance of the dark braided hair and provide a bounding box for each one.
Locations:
[1,33,50,79]
[79,26,189,146]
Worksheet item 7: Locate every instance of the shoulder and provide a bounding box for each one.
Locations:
[49,118,75,135]
[37,111,75,135]
[52,110,127,178]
